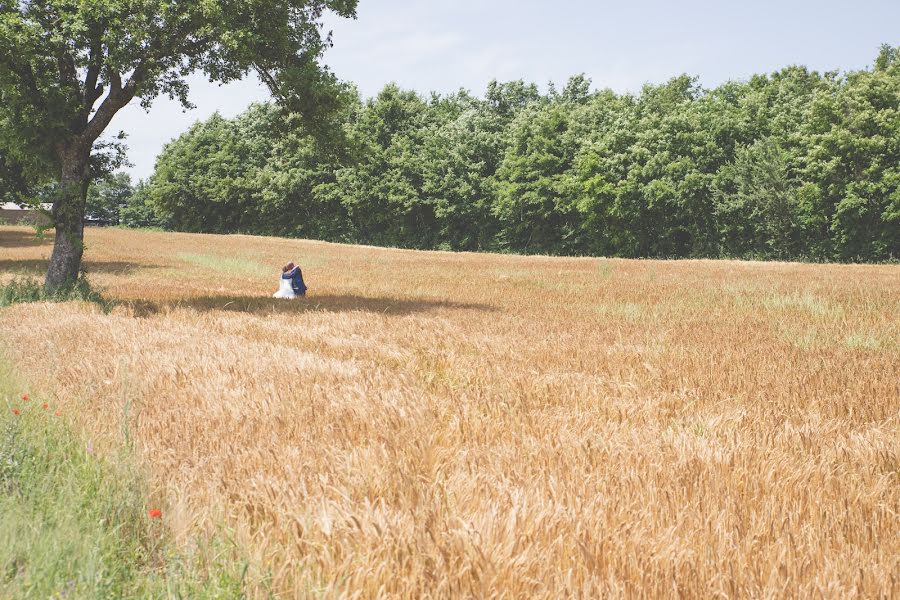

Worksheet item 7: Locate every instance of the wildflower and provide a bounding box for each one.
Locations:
[43,403,49,410]
[86,441,94,454]
[12,409,20,415]
[21,393,29,402]
[54,410,62,417]
[149,509,162,519]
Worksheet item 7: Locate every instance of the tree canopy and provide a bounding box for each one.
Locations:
[142,45,899,262]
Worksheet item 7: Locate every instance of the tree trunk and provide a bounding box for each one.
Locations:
[45,144,91,292]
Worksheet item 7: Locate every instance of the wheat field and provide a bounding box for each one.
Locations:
[1,225,898,598]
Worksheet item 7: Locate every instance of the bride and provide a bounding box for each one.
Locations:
[273,262,307,299]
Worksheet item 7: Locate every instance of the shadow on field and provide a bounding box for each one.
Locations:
[0,259,158,276]
[130,293,494,317]
[0,230,53,248]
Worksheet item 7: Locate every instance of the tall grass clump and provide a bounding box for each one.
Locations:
[0,363,246,599]
[0,276,111,311]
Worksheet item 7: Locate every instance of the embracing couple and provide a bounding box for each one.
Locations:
[273,262,307,299]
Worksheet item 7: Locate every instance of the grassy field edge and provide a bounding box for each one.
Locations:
[0,358,247,599]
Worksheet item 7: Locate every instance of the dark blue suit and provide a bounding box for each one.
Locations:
[282,267,307,296]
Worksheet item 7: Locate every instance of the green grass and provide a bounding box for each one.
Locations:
[844,332,882,350]
[0,276,112,312]
[0,363,246,599]
[595,301,644,322]
[176,253,269,277]
[596,260,616,280]
[763,290,844,318]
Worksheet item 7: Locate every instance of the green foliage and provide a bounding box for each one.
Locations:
[0,276,110,310]
[177,252,269,276]
[336,85,437,248]
[0,365,246,598]
[142,46,900,262]
[714,138,804,258]
[85,172,133,224]
[495,94,582,254]
[148,112,267,233]
[0,152,32,205]
[797,44,900,261]
[419,92,505,251]
[119,180,164,229]
[0,0,359,160]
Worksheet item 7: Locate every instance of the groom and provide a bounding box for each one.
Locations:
[283,262,308,297]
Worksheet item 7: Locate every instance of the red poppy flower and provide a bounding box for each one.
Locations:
[12,409,20,415]
[149,509,162,519]
[43,403,49,410]
[21,394,29,401]
[54,410,62,417]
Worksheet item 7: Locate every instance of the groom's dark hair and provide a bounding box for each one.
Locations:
[282,262,295,273]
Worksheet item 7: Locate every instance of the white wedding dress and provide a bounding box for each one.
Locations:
[273,277,296,299]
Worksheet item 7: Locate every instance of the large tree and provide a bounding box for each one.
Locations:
[0,0,357,290]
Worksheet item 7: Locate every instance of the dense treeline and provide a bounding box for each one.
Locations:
[81,47,900,260]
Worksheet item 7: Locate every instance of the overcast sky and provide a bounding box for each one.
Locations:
[113,0,900,180]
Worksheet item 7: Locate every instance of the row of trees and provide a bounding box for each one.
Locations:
[141,45,899,261]
[8,45,898,262]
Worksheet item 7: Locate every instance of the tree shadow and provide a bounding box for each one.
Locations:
[0,230,54,248]
[129,293,495,317]
[0,259,158,276]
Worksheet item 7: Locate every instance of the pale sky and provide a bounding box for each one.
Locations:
[112,0,900,180]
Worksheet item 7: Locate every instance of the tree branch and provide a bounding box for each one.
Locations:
[57,47,78,92]
[82,71,135,142]
[83,31,107,113]
[255,64,285,101]
[79,33,166,143]
[80,23,215,143]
